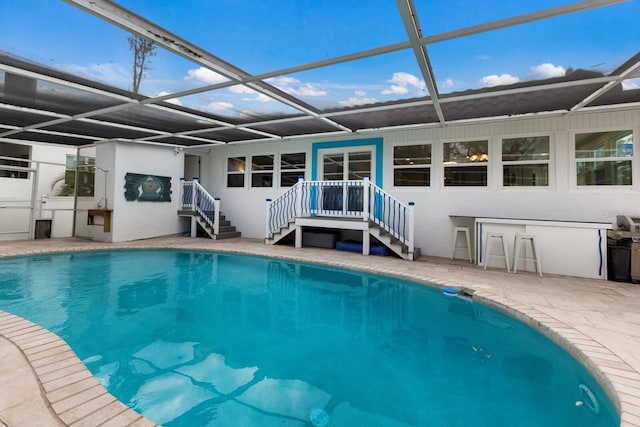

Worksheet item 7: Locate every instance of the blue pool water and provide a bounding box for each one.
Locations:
[0,249,618,427]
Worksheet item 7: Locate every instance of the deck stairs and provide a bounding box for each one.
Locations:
[368,222,420,259]
[268,217,418,260]
[178,209,241,240]
[265,178,417,260]
[179,179,241,240]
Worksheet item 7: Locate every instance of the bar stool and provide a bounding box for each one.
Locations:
[513,233,542,277]
[451,226,473,263]
[483,232,511,272]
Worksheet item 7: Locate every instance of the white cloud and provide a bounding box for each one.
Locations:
[477,54,491,61]
[530,63,566,79]
[251,93,274,102]
[442,78,454,88]
[355,90,367,97]
[57,62,128,85]
[268,76,301,86]
[286,83,327,97]
[390,72,424,88]
[623,78,640,90]
[382,85,409,95]
[339,96,378,107]
[227,85,275,102]
[157,91,182,106]
[480,73,520,87]
[208,101,233,110]
[269,77,327,97]
[185,67,228,84]
[381,72,426,95]
[228,85,256,95]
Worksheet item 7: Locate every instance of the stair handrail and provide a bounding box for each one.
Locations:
[364,178,414,258]
[265,179,302,239]
[265,178,414,258]
[181,179,220,235]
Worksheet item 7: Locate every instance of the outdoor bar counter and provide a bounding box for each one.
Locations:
[473,218,612,279]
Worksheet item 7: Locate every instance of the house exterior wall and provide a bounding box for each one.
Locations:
[196,109,640,259]
[89,141,188,242]
[0,142,76,241]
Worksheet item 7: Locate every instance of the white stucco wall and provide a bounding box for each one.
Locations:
[196,109,640,259]
[90,141,188,242]
[3,108,639,263]
[0,142,76,240]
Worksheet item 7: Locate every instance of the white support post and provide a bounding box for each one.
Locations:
[362,229,370,256]
[191,178,198,211]
[295,225,303,248]
[265,198,272,243]
[362,176,370,222]
[213,198,221,235]
[338,181,344,216]
[190,178,199,238]
[295,177,303,217]
[407,202,415,260]
[179,178,185,209]
[190,216,197,238]
[28,162,40,240]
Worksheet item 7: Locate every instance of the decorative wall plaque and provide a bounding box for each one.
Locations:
[124,173,172,202]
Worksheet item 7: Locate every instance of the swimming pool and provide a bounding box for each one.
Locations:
[0,249,618,426]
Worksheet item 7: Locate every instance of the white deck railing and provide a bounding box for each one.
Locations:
[180,179,220,234]
[266,178,414,252]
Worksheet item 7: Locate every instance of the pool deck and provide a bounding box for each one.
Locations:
[0,235,639,427]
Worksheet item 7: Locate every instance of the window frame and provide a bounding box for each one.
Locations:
[500,134,552,189]
[226,156,247,189]
[0,142,31,179]
[442,139,490,188]
[279,151,307,188]
[392,143,432,188]
[317,145,377,183]
[64,154,96,197]
[250,154,274,188]
[572,128,634,189]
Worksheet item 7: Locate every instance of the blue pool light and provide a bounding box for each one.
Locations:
[310,408,329,426]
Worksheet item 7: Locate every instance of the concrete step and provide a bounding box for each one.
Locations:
[214,231,242,240]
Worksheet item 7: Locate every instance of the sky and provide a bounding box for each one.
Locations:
[1,0,639,118]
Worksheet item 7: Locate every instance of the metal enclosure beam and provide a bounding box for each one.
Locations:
[396,0,446,125]
[62,0,353,134]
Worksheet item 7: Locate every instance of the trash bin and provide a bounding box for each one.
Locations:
[607,238,631,282]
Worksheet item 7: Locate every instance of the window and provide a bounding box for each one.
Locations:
[251,155,274,187]
[0,142,30,179]
[502,136,550,187]
[280,152,306,187]
[393,144,431,186]
[575,130,633,186]
[227,157,245,188]
[58,155,95,196]
[443,140,488,187]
